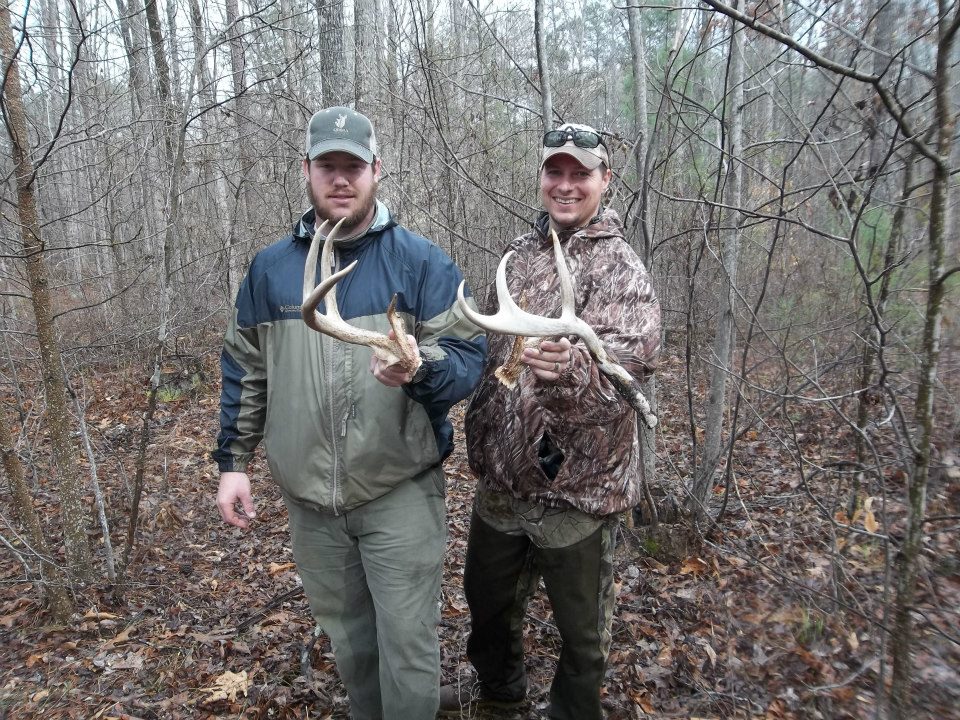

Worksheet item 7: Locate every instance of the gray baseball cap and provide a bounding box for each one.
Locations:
[306,106,378,163]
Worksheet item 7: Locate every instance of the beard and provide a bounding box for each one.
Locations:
[308,178,379,236]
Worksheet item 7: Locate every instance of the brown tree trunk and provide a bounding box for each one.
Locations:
[889,6,955,710]
[0,407,72,621]
[534,0,553,131]
[316,0,348,106]
[690,3,745,519]
[225,0,253,302]
[354,0,373,111]
[1,0,92,581]
[626,3,659,519]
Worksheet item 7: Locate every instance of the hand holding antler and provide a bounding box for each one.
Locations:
[302,219,422,376]
[456,230,657,429]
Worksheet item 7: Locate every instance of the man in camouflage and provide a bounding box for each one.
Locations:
[440,123,661,719]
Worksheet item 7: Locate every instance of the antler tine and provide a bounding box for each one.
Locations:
[303,218,330,306]
[457,250,588,338]
[302,217,348,319]
[455,230,658,429]
[301,218,421,374]
[551,229,578,322]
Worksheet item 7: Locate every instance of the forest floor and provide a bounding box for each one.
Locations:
[0,348,958,719]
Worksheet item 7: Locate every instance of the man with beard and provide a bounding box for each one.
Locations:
[213,107,486,720]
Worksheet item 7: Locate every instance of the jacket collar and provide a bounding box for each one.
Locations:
[294,200,393,249]
[532,206,623,245]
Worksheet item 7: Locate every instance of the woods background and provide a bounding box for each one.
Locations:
[1,0,958,716]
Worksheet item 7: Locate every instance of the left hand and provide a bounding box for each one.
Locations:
[523,337,575,382]
[370,330,420,386]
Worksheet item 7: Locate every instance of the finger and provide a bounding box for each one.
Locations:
[539,338,571,353]
[218,501,246,528]
[524,349,562,367]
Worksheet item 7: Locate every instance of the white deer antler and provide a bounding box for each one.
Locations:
[457,229,657,429]
[302,218,421,374]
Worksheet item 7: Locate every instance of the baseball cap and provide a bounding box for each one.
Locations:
[541,122,609,170]
[306,106,378,163]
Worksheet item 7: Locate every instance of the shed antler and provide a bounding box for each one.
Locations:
[456,230,657,429]
[302,219,421,374]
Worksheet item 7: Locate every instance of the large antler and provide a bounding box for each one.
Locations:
[457,229,657,429]
[302,218,421,374]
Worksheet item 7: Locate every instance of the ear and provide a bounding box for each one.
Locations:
[372,157,382,181]
[302,157,311,181]
[600,166,612,191]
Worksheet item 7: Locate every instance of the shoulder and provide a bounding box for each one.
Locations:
[590,237,656,304]
[380,223,436,254]
[247,234,302,279]
[379,223,459,273]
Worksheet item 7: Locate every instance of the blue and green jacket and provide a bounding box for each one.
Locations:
[214,202,487,513]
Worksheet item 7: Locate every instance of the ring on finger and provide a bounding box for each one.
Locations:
[554,361,560,373]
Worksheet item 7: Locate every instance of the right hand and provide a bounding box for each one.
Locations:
[217,472,257,529]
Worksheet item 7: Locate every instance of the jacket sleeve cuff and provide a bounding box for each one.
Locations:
[216,456,251,474]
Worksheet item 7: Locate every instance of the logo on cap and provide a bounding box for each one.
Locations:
[335,114,347,130]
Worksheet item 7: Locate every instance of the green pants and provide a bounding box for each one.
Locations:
[284,467,446,720]
[464,501,617,720]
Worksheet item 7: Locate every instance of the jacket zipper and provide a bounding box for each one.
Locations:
[327,247,341,515]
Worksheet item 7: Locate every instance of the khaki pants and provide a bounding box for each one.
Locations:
[284,466,446,720]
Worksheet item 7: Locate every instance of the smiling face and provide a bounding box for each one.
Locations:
[540,153,611,231]
[303,151,381,235]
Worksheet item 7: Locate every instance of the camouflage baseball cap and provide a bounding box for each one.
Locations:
[541,122,609,170]
[306,106,378,163]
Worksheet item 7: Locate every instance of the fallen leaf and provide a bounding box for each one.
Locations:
[84,607,121,621]
[101,623,138,649]
[863,497,879,533]
[200,669,250,704]
[680,557,708,575]
[703,641,717,668]
[656,644,672,667]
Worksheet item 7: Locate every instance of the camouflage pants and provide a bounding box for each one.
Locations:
[464,490,617,720]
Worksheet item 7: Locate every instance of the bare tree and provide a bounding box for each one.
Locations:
[316,0,348,105]
[534,0,553,131]
[1,0,92,582]
[0,404,71,619]
[690,3,745,521]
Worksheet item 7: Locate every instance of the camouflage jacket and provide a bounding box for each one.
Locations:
[464,208,661,516]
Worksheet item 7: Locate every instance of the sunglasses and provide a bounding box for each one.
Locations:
[542,129,605,149]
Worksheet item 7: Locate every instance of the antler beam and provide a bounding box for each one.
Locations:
[456,230,657,429]
[302,219,421,375]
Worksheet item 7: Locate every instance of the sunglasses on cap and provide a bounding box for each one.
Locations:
[542,128,605,149]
